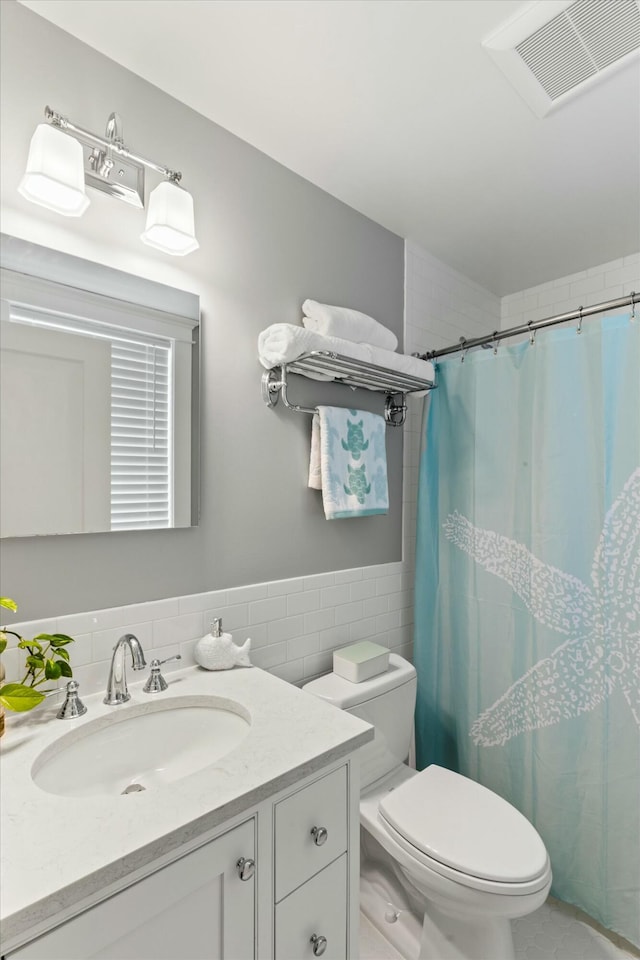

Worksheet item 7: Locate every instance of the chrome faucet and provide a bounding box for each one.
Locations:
[104,633,147,705]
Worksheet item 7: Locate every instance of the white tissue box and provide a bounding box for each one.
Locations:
[333,641,390,683]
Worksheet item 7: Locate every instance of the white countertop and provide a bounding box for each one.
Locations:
[0,665,373,951]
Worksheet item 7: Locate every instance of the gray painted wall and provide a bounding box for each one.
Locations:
[0,1,404,621]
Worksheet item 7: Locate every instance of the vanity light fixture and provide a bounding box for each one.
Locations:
[18,106,199,256]
[18,122,90,217]
[141,179,200,256]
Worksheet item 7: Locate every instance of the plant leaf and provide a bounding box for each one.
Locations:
[44,659,62,680]
[0,683,46,712]
[0,637,6,655]
[18,638,43,652]
[25,654,45,669]
[33,633,56,642]
[0,598,18,612]
[56,660,73,678]
[53,647,70,661]
[49,634,75,647]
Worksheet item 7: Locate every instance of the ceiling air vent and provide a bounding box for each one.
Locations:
[483,0,640,117]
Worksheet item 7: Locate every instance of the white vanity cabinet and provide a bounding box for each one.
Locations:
[3,759,360,960]
[6,819,257,960]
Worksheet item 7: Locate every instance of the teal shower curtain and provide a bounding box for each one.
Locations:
[414,313,640,946]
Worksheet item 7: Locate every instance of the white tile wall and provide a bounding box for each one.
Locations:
[405,241,501,356]
[402,240,501,573]
[2,562,415,699]
[501,252,640,329]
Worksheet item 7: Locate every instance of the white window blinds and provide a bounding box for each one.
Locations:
[110,339,172,530]
[4,302,173,531]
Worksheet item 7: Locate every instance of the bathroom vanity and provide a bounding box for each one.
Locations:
[0,666,373,959]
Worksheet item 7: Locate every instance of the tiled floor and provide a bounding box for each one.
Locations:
[359,898,639,960]
[360,912,404,960]
[512,900,637,960]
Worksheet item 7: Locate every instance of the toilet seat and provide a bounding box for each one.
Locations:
[377,811,551,898]
[378,765,551,895]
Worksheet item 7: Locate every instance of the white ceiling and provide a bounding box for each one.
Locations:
[17,0,640,295]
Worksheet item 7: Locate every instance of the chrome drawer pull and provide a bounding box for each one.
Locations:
[310,825,328,846]
[310,933,327,956]
[236,857,255,881]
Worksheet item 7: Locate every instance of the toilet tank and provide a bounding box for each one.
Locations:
[303,653,417,789]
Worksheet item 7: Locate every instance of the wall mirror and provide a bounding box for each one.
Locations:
[0,235,200,537]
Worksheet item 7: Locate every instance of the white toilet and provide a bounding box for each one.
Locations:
[303,653,552,960]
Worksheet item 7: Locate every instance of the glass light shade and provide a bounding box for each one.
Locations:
[141,180,199,256]
[18,123,90,217]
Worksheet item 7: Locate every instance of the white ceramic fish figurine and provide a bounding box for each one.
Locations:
[195,618,252,671]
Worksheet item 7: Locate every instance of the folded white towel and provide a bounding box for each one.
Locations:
[257,324,435,386]
[302,299,398,352]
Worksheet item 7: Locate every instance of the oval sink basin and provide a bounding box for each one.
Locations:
[32,696,251,798]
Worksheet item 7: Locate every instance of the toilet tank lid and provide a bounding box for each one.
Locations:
[303,653,416,708]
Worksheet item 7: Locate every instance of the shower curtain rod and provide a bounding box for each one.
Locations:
[418,290,638,361]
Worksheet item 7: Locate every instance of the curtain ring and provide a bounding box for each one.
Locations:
[577,306,583,335]
[492,331,499,355]
[459,336,468,363]
[528,321,536,345]
[631,292,636,321]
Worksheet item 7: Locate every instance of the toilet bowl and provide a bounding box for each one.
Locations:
[361,764,551,959]
[303,653,551,960]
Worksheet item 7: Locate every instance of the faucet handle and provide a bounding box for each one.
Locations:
[143,654,182,694]
[158,654,182,667]
[57,680,88,719]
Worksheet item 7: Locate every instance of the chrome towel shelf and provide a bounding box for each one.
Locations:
[261,350,435,426]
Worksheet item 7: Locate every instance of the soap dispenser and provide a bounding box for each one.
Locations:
[194,618,252,670]
[195,617,223,669]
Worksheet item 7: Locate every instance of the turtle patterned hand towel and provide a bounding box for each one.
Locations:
[309,406,389,519]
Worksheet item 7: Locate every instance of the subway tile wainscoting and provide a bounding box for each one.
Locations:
[3,563,414,697]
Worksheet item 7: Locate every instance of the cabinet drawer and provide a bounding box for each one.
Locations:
[274,765,347,901]
[275,854,347,960]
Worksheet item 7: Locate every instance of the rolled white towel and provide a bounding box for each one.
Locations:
[302,299,398,352]
[258,323,373,378]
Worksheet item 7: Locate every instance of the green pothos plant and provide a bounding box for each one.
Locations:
[0,597,76,712]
